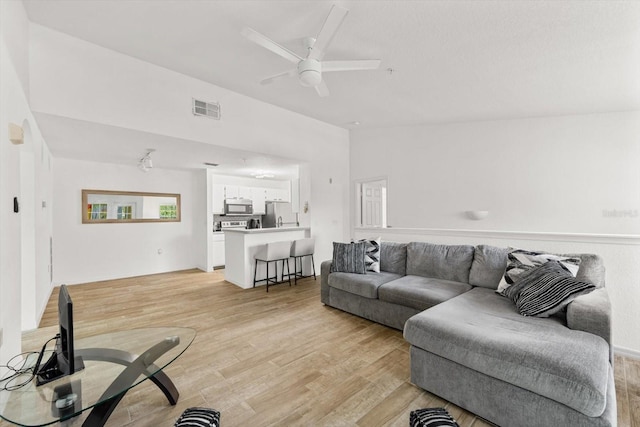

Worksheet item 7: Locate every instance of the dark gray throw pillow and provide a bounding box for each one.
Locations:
[509,260,596,317]
[331,241,366,274]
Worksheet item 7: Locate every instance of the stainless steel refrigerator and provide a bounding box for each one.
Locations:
[262,202,298,228]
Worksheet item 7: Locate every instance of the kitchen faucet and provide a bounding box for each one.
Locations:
[277,216,283,227]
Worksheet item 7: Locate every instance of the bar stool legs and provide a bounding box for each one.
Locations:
[253,241,293,292]
[289,238,316,285]
[291,254,316,285]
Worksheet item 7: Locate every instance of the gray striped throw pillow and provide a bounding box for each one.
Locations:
[331,242,366,274]
[509,260,596,317]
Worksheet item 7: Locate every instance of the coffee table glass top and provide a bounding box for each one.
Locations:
[0,327,196,427]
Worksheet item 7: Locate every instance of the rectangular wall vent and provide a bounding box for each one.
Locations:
[192,98,221,120]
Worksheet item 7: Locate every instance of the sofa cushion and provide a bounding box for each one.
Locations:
[563,253,606,288]
[407,242,475,283]
[380,242,407,275]
[468,245,508,289]
[404,287,610,417]
[378,275,472,311]
[328,271,403,299]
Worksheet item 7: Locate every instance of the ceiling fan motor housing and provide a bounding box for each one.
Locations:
[298,59,322,87]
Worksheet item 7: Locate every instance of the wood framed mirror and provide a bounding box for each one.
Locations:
[82,189,181,223]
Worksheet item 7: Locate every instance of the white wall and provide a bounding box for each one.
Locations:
[1,0,55,363]
[28,24,350,267]
[53,158,203,284]
[351,113,640,354]
[351,112,640,234]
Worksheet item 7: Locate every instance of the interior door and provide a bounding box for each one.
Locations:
[362,182,384,227]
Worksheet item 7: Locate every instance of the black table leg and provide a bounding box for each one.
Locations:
[76,336,181,427]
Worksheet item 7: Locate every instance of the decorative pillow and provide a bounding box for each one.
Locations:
[497,248,581,296]
[331,242,366,274]
[410,407,460,427]
[359,237,381,272]
[174,407,220,427]
[501,260,569,303]
[509,260,596,317]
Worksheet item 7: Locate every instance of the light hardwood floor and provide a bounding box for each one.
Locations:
[3,269,639,427]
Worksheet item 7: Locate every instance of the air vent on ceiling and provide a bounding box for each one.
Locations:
[192,98,220,120]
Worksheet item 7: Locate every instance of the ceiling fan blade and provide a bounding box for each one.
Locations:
[315,80,330,97]
[322,59,382,72]
[241,27,303,64]
[308,5,349,61]
[260,69,297,85]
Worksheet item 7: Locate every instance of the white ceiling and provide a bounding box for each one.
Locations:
[32,113,301,179]
[21,0,640,173]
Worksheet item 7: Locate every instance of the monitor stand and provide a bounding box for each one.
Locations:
[36,351,85,386]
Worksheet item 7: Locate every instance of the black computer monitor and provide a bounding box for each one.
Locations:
[36,285,84,386]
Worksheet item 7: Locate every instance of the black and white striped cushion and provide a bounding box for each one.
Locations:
[510,260,596,317]
[359,237,381,272]
[410,407,459,427]
[174,407,220,427]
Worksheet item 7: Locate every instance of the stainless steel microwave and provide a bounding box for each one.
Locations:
[224,199,253,215]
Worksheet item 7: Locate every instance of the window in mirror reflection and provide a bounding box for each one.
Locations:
[159,204,177,219]
[355,178,387,228]
[82,190,181,223]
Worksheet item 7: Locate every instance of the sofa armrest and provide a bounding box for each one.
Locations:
[566,287,613,363]
[320,260,332,305]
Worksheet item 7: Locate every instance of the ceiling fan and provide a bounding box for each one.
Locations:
[241,5,381,97]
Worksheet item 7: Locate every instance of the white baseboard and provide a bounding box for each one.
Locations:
[614,345,640,360]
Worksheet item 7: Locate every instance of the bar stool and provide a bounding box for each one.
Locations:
[289,237,316,285]
[253,240,292,292]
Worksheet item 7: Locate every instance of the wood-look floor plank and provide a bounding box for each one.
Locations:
[1,269,637,427]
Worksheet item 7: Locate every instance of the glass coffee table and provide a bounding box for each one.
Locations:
[0,327,196,427]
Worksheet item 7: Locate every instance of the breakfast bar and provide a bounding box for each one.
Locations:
[224,227,310,289]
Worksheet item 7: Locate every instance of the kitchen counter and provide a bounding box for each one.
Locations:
[224,227,310,289]
[223,226,309,234]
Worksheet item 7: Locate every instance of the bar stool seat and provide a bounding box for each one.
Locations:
[289,237,316,285]
[253,240,292,292]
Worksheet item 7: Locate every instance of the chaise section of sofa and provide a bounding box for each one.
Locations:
[321,240,616,427]
[404,287,615,426]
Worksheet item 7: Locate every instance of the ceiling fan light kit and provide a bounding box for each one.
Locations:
[138,149,155,172]
[242,4,381,97]
[298,59,322,87]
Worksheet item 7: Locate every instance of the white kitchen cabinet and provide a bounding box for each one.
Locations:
[290,179,299,213]
[238,186,252,199]
[224,185,239,199]
[212,233,225,268]
[265,187,290,202]
[252,187,266,214]
[212,184,225,214]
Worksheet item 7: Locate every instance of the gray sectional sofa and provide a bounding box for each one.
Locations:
[320,241,616,427]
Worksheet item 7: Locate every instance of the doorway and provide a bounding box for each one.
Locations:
[355,178,387,228]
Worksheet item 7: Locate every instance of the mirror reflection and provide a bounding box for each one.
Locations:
[355,178,387,228]
[82,190,181,223]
